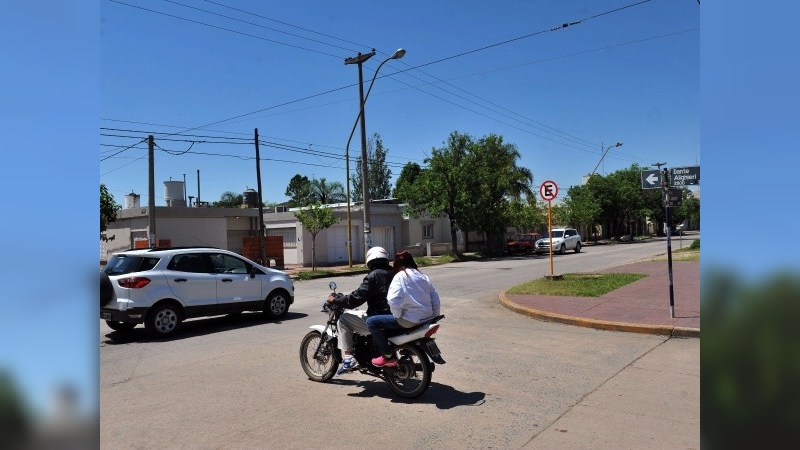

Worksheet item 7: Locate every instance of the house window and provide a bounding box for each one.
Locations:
[422,223,433,239]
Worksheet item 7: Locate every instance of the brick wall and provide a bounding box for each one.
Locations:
[242,236,284,268]
[134,239,172,249]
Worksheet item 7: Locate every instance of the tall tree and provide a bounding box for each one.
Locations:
[101,184,121,241]
[563,184,602,240]
[351,133,393,202]
[392,162,423,201]
[285,174,312,207]
[399,131,474,258]
[212,191,243,208]
[310,178,346,204]
[460,134,533,249]
[293,202,339,271]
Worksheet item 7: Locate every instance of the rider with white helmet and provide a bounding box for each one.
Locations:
[326,246,393,375]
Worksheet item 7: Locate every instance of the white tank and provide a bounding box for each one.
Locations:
[163,181,187,207]
[124,192,140,209]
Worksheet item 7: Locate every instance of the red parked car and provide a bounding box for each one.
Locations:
[506,233,541,255]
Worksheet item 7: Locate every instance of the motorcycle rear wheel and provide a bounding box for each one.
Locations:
[385,345,432,399]
[299,331,338,382]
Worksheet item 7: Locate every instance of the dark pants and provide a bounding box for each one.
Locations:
[366,314,406,356]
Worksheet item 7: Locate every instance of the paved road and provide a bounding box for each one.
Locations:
[100,240,699,449]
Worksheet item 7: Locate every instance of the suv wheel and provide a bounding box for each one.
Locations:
[574,242,581,253]
[146,303,181,337]
[559,244,566,255]
[264,290,289,319]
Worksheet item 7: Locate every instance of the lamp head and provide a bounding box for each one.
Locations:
[615,142,623,147]
[391,48,406,60]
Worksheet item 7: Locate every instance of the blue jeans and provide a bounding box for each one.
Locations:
[366,314,406,356]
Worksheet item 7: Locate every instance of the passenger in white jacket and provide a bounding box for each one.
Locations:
[366,250,441,367]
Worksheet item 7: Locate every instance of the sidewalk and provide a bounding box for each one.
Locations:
[500,261,700,337]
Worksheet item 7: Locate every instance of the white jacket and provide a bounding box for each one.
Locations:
[387,268,441,326]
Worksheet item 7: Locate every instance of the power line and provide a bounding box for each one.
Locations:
[107,0,662,149]
[108,0,342,58]
[163,0,359,54]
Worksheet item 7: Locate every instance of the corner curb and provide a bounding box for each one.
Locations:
[499,291,699,338]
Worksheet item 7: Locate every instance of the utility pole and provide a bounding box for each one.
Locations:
[255,128,266,265]
[148,135,156,248]
[345,50,376,254]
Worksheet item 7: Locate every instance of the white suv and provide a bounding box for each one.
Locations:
[100,247,294,338]
[534,228,582,255]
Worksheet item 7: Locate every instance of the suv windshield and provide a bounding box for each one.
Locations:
[103,255,160,275]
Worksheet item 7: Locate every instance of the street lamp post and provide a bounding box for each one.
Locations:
[344,48,406,265]
[590,141,623,176]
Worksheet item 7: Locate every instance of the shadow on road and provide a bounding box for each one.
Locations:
[324,378,486,408]
[101,311,309,344]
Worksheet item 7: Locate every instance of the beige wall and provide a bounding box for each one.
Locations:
[157,217,228,248]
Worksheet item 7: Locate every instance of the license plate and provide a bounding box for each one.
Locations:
[425,340,441,358]
[102,313,112,320]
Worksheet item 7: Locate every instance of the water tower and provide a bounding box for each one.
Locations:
[163,181,186,207]
[242,188,258,208]
[124,192,140,209]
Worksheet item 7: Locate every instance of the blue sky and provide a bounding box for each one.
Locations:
[100,0,700,206]
[3,0,800,428]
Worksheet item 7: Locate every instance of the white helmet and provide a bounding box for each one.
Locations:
[365,246,389,269]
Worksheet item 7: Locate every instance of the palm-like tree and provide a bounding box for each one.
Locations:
[310,178,346,204]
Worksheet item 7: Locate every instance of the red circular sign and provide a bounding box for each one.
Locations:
[539,180,558,201]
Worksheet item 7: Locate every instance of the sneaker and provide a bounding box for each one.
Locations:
[371,355,398,368]
[336,358,358,375]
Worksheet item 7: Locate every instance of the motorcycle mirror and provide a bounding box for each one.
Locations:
[328,281,337,292]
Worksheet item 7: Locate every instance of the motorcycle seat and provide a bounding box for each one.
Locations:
[384,315,444,337]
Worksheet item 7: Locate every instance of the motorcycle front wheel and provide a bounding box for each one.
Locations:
[385,345,432,399]
[299,330,338,382]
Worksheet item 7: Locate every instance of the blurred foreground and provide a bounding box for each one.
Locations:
[1,373,96,450]
[701,269,800,449]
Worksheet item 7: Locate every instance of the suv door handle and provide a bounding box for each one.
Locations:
[174,278,187,282]
[220,279,233,283]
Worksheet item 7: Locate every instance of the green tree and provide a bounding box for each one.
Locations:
[310,177,346,205]
[460,134,533,250]
[409,132,474,258]
[293,202,340,271]
[285,174,312,208]
[585,164,649,239]
[100,184,121,241]
[212,191,243,208]
[668,188,700,231]
[681,192,700,228]
[392,162,423,201]
[505,197,546,234]
[351,133,393,202]
[563,184,602,240]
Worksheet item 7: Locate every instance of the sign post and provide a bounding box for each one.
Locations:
[642,165,700,318]
[539,180,558,277]
[661,168,677,318]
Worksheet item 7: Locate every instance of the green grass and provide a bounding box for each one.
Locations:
[506,272,648,297]
[646,239,700,262]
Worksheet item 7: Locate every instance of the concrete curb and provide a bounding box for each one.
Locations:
[499,291,700,338]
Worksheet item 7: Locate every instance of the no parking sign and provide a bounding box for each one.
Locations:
[539,180,558,202]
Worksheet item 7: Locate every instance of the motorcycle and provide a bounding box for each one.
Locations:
[299,281,445,399]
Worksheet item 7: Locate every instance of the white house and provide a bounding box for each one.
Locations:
[103,200,458,267]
